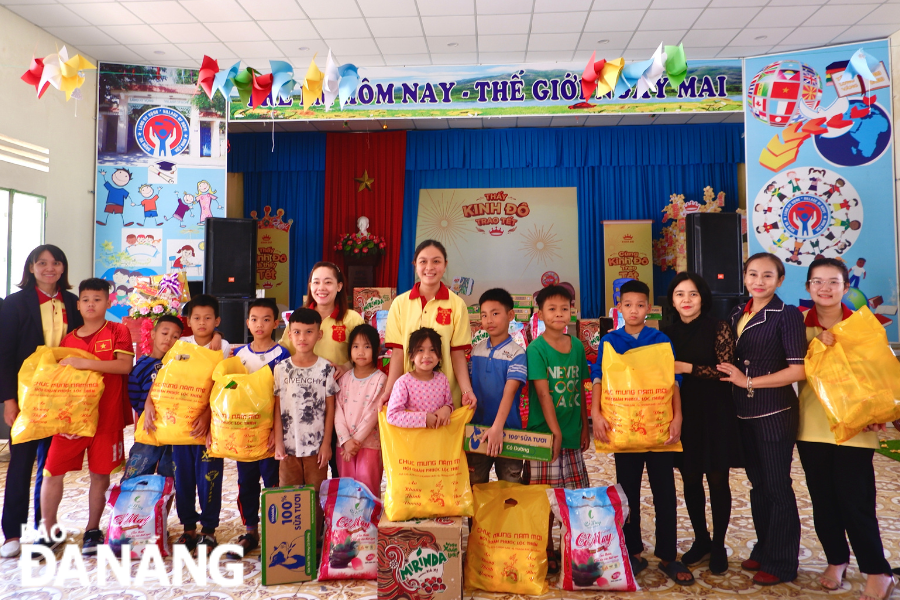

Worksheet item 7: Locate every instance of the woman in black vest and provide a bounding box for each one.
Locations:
[0,245,82,558]
[662,272,738,575]
[717,252,806,586]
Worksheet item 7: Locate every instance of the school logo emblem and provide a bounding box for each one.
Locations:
[332,324,346,342]
[435,307,452,326]
[135,107,190,158]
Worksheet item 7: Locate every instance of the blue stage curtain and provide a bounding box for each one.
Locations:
[230,132,326,308]
[400,124,745,317]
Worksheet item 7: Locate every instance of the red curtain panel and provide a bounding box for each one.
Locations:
[323,131,406,287]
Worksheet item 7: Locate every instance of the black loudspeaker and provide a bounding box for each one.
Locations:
[218,298,251,345]
[204,217,257,298]
[686,213,744,295]
[709,294,748,322]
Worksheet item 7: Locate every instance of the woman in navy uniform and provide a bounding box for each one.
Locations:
[717,252,806,586]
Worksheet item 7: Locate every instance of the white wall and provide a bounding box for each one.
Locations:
[0,5,97,285]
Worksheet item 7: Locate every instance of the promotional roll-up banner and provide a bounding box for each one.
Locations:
[602,220,654,312]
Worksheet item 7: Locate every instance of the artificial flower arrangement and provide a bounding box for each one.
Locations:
[335,232,387,257]
[125,272,191,356]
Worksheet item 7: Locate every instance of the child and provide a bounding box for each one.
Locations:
[386,327,453,429]
[523,285,590,575]
[39,278,134,554]
[123,314,183,480]
[131,184,163,227]
[230,298,290,557]
[334,324,386,496]
[170,294,229,552]
[273,308,340,537]
[591,279,691,585]
[468,288,528,485]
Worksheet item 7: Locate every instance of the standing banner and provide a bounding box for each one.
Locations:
[251,206,292,311]
[94,62,227,322]
[415,188,579,309]
[744,41,897,341]
[603,220,654,311]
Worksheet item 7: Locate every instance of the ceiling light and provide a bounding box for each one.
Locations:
[597,39,609,44]
[754,35,767,41]
[299,46,309,51]
[447,42,459,47]
[154,50,165,55]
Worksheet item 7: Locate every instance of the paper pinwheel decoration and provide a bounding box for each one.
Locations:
[581,52,606,101]
[212,61,241,100]
[251,70,274,108]
[613,43,688,97]
[232,67,257,107]
[302,55,325,110]
[581,53,627,100]
[664,44,688,88]
[338,63,360,109]
[198,55,219,99]
[843,48,880,83]
[322,50,340,110]
[615,53,653,98]
[21,55,50,99]
[270,60,296,103]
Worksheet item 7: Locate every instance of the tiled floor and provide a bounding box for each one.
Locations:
[2,428,900,600]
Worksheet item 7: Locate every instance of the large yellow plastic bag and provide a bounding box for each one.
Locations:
[594,342,681,453]
[465,481,550,595]
[208,357,275,460]
[548,485,639,591]
[378,405,474,520]
[135,340,223,446]
[11,346,105,444]
[805,307,900,444]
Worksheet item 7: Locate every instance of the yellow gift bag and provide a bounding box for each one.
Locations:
[11,346,105,444]
[208,357,275,461]
[805,307,900,444]
[379,405,474,521]
[465,481,550,595]
[594,342,681,453]
[135,340,223,446]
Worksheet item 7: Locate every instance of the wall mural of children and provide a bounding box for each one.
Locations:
[132,184,164,227]
[164,192,196,228]
[195,180,222,224]
[173,245,195,270]
[97,168,135,227]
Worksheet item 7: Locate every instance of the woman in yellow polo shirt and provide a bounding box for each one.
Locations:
[379,240,476,410]
[797,257,894,600]
[279,261,363,377]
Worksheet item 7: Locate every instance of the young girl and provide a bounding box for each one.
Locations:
[797,258,894,600]
[195,180,221,224]
[386,327,453,429]
[717,252,806,586]
[334,324,387,496]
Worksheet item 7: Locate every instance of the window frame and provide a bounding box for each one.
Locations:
[0,187,47,298]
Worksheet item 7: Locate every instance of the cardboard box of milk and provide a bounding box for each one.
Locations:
[463,424,554,462]
[261,486,317,585]
[378,516,463,600]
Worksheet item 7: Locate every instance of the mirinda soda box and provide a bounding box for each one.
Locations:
[261,486,317,585]
[378,516,463,600]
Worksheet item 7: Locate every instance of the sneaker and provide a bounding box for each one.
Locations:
[82,529,104,555]
[31,538,63,554]
[225,533,258,560]
[176,532,199,553]
[0,540,20,558]
[195,533,217,554]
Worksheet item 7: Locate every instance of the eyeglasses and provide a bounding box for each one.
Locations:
[808,279,845,288]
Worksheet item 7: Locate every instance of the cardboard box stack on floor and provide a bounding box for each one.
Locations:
[377,516,463,600]
[261,486,317,585]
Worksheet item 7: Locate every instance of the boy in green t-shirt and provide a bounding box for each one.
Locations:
[524,284,590,575]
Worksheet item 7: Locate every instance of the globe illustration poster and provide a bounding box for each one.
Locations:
[814,100,892,167]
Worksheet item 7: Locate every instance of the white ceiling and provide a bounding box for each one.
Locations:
[5,0,900,70]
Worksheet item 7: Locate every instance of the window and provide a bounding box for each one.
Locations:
[0,188,46,298]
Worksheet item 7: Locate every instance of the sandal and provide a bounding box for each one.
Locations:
[547,549,561,576]
[225,533,259,560]
[659,560,696,586]
[860,575,896,600]
[819,564,848,591]
[630,555,649,576]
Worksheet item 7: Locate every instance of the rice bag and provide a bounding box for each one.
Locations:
[208,357,275,461]
[105,474,175,558]
[12,346,105,444]
[465,481,550,595]
[135,340,223,446]
[318,478,383,580]
[547,485,638,591]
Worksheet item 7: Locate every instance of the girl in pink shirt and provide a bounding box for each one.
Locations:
[335,324,387,496]
[386,327,453,429]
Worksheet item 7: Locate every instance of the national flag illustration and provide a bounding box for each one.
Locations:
[769,81,800,100]
[802,84,819,101]
[769,113,790,125]
[775,100,796,116]
[753,96,767,117]
[825,61,849,87]
[756,81,769,96]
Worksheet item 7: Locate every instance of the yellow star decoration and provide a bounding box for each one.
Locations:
[354,170,374,192]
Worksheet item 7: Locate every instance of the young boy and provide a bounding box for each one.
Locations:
[40,278,134,554]
[590,279,690,585]
[524,285,590,574]
[467,288,528,485]
[229,298,290,558]
[123,314,182,480]
[171,294,229,552]
[273,308,339,539]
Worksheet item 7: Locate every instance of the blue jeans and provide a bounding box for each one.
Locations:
[124,442,174,479]
[172,445,223,531]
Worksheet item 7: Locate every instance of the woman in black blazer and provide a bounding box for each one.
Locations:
[0,245,82,558]
[716,252,807,586]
